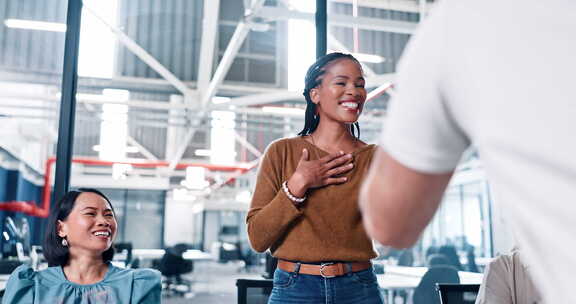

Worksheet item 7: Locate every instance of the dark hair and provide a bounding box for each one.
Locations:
[298,52,363,138]
[44,188,116,267]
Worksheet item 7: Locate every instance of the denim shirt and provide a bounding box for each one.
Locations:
[2,263,161,304]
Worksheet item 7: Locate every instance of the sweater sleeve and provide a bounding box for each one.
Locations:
[246,140,304,253]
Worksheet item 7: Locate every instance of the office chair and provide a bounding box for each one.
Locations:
[436,284,480,304]
[114,242,134,268]
[413,266,460,304]
[157,244,194,297]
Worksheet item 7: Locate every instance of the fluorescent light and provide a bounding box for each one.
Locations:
[351,53,386,64]
[112,164,132,180]
[212,96,231,104]
[103,89,129,102]
[125,146,139,153]
[173,188,197,201]
[78,0,118,78]
[289,0,316,13]
[76,93,108,102]
[99,101,128,161]
[93,145,137,154]
[195,149,212,156]
[210,111,236,165]
[262,106,305,116]
[288,0,316,91]
[76,89,130,103]
[182,167,209,190]
[4,19,66,32]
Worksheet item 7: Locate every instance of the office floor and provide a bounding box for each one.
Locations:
[163,260,265,304]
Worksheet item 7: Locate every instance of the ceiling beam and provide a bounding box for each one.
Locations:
[200,0,268,108]
[327,32,376,77]
[168,0,268,176]
[256,6,417,34]
[330,0,424,14]
[366,73,395,88]
[126,136,159,161]
[213,73,395,108]
[214,91,302,108]
[234,131,262,158]
[166,113,207,172]
[197,0,221,94]
[83,5,192,97]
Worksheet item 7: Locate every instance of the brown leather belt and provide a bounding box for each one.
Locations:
[278,260,372,278]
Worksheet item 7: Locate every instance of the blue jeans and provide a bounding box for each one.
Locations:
[268,268,384,304]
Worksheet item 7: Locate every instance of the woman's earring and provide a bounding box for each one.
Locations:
[61,238,68,247]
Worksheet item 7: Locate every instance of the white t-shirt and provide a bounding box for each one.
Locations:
[381,0,576,302]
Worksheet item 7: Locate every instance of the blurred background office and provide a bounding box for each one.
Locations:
[0,0,519,303]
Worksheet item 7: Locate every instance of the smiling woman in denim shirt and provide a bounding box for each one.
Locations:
[2,188,161,304]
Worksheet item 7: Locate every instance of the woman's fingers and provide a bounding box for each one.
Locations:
[298,151,354,189]
[324,153,353,169]
[325,163,354,177]
[323,177,348,186]
[319,151,346,163]
[300,148,309,162]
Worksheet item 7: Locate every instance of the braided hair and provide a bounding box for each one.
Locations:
[298,52,362,138]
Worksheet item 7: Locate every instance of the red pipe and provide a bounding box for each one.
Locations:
[67,157,252,172]
[0,201,46,216]
[0,84,393,218]
[0,157,252,218]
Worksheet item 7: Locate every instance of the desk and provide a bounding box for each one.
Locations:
[377,266,483,304]
[119,249,213,261]
[113,249,213,269]
[236,279,273,304]
[183,250,214,261]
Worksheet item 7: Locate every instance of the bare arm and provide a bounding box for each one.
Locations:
[359,148,453,248]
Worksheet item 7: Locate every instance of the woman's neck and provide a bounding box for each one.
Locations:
[63,254,108,285]
[311,120,360,153]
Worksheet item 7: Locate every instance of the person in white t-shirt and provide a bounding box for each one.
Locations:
[475,248,542,304]
[359,0,576,302]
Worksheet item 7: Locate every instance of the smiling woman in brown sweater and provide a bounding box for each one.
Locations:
[247,53,383,304]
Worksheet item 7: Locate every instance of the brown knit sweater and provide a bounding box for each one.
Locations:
[246,136,378,262]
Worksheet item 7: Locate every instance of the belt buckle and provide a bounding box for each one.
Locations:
[320,262,336,278]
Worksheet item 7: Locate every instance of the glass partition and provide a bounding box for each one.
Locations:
[0,0,67,257]
[326,0,419,144]
[68,0,293,254]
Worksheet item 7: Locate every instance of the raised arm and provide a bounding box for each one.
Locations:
[359,148,453,248]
